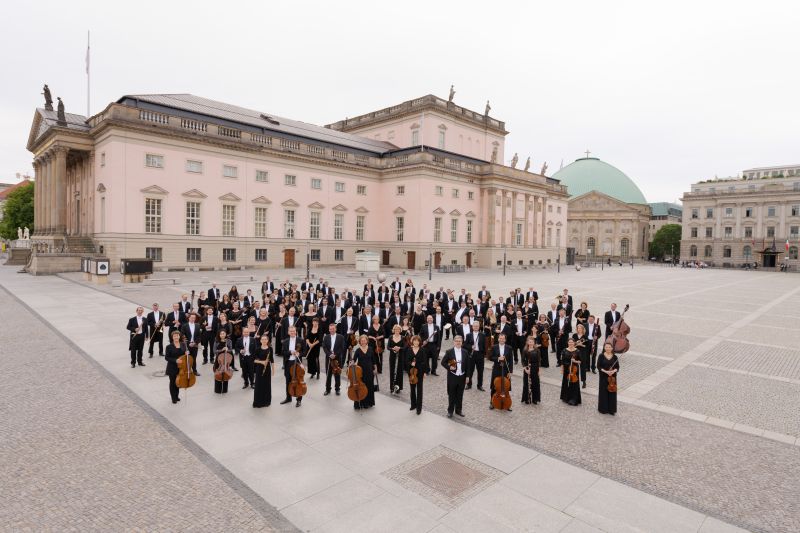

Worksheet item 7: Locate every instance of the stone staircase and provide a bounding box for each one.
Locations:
[65,235,97,255]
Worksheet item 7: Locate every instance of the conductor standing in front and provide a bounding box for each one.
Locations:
[442,335,467,419]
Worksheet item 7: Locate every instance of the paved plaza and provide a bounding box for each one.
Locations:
[2,263,798,532]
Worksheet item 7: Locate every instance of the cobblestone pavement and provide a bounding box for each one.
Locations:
[0,288,297,532]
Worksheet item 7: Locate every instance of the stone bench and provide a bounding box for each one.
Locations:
[225,275,255,282]
[143,278,180,286]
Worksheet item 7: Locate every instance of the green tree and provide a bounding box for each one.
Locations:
[649,223,681,260]
[0,182,34,240]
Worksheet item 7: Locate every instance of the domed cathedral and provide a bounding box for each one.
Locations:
[552,155,651,261]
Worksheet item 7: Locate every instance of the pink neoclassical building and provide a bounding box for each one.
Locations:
[26,92,568,272]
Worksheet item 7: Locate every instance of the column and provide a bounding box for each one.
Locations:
[86,151,95,235]
[32,161,41,234]
[53,147,68,235]
[540,197,547,247]
[531,195,538,247]
[510,192,518,246]
[524,194,530,247]
[500,190,507,246]
[43,153,52,234]
[487,188,496,246]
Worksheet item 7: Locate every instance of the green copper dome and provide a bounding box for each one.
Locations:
[552,157,647,204]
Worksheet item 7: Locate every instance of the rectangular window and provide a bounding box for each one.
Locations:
[706,208,714,219]
[285,174,296,186]
[186,160,203,173]
[396,185,405,196]
[145,154,164,168]
[284,210,295,238]
[434,217,442,242]
[411,130,419,145]
[724,207,733,217]
[556,228,561,243]
[334,249,344,261]
[790,225,799,237]
[557,206,562,214]
[357,185,367,195]
[450,219,458,243]
[691,208,698,219]
[222,205,236,237]
[691,227,698,238]
[794,182,800,191]
[767,226,775,238]
[396,217,404,242]
[254,207,267,238]
[100,152,106,167]
[547,228,552,246]
[744,227,753,238]
[145,247,162,262]
[515,223,522,245]
[311,178,322,189]
[310,249,321,261]
[255,249,268,262]
[792,205,799,217]
[310,212,321,239]
[186,248,201,262]
[768,206,776,217]
[452,189,460,198]
[435,186,443,196]
[438,130,445,149]
[335,182,345,192]
[222,248,236,262]
[548,205,553,213]
[705,227,712,238]
[255,170,269,183]
[356,215,365,241]
[145,198,162,233]
[724,226,732,237]
[222,165,238,178]
[468,191,474,200]
[334,213,344,240]
[724,247,732,258]
[745,207,753,217]
[185,201,200,235]
[466,219,473,243]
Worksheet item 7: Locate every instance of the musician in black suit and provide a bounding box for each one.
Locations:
[383,306,403,337]
[261,277,275,296]
[208,283,222,310]
[126,307,149,368]
[317,299,335,329]
[442,337,467,418]
[322,322,346,395]
[489,334,514,410]
[166,303,185,338]
[200,307,218,364]
[525,287,539,303]
[557,297,573,320]
[180,312,201,376]
[604,303,620,339]
[561,289,573,308]
[477,285,491,301]
[586,315,602,373]
[554,309,572,362]
[280,326,307,407]
[164,330,185,403]
[547,303,559,353]
[146,303,165,358]
[465,321,486,391]
[420,315,441,376]
[242,289,256,310]
[236,331,256,389]
[179,293,192,315]
[511,310,527,364]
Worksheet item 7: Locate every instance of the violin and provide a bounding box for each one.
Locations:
[568,355,579,384]
[288,361,307,398]
[607,359,619,392]
[491,354,512,410]
[175,342,196,389]
[610,304,631,354]
[409,366,418,385]
[329,355,342,375]
[347,360,368,402]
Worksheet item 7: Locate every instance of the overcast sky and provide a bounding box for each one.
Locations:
[2,0,798,203]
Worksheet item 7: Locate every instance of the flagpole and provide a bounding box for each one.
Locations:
[86,30,90,117]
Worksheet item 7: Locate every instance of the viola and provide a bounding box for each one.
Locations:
[611,304,631,354]
[409,367,418,385]
[288,361,307,397]
[347,361,368,402]
[175,342,196,389]
[330,355,342,375]
[491,354,512,410]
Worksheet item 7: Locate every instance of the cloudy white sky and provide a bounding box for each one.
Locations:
[1,0,798,203]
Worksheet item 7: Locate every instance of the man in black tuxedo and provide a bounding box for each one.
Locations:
[442,336,467,418]
[383,306,403,338]
[236,330,255,389]
[511,310,527,364]
[146,303,165,358]
[586,315,601,373]
[465,321,486,391]
[477,285,490,301]
[242,289,256,310]
[322,322,346,395]
[318,299,334,329]
[526,287,539,303]
[200,307,218,364]
[167,303,185,338]
[208,283,222,310]
[261,277,275,296]
[280,326,307,407]
[126,307,149,368]
[179,293,192,315]
[561,289,573,308]
[554,308,572,361]
[557,296,573,320]
[489,333,513,410]
[604,303,620,339]
[547,303,559,353]
[420,315,441,376]
[180,312,201,376]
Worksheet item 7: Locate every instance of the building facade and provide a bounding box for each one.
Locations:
[27,93,569,271]
[680,174,800,268]
[648,202,682,242]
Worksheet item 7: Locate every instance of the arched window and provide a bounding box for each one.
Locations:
[743,245,752,260]
[723,246,732,258]
[587,237,596,256]
[620,238,630,259]
[690,245,698,257]
[790,246,798,260]
[704,245,713,257]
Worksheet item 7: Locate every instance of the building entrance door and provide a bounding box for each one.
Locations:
[434,252,442,268]
[284,249,295,268]
[382,250,390,266]
[407,251,416,269]
[465,252,472,268]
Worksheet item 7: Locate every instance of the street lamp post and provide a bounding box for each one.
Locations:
[503,248,507,276]
[306,241,310,281]
[429,244,432,281]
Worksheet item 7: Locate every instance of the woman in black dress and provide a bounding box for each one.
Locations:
[574,302,590,328]
[252,334,273,408]
[573,324,589,388]
[559,338,581,406]
[228,285,240,303]
[305,317,322,379]
[218,294,232,315]
[368,316,384,376]
[521,335,541,405]
[164,330,185,404]
[387,324,405,394]
[351,335,376,409]
[213,330,233,394]
[597,342,619,415]
[217,312,236,370]
[534,314,550,368]
[405,335,427,414]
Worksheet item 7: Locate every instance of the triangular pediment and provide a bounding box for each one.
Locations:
[465,211,476,218]
[568,190,637,213]
[141,184,168,195]
[96,183,106,193]
[332,204,348,211]
[556,221,563,226]
[410,123,420,129]
[182,188,207,199]
[251,196,272,204]
[450,209,461,216]
[308,201,325,209]
[218,192,241,202]
[547,220,554,225]
[394,207,406,214]
[282,199,300,207]
[355,206,369,213]
[433,207,446,215]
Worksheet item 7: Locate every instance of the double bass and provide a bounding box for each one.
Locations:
[175,341,196,390]
[610,304,631,354]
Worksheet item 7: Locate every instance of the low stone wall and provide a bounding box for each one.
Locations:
[26,254,83,275]
[4,248,31,266]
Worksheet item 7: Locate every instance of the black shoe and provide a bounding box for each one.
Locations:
[296,399,302,407]
[582,382,586,389]
[410,406,416,410]
[280,398,292,405]
[507,408,512,412]
[232,367,239,371]
[336,390,341,396]
[417,410,421,415]
[447,412,453,418]
[465,385,472,390]
[176,398,181,402]
[242,384,249,389]
[591,369,597,374]
[138,362,146,367]
[203,360,208,365]
[131,363,136,368]
[194,372,200,376]
[489,405,495,410]
[477,387,485,391]
[456,411,465,417]
[149,354,153,358]
[324,390,331,396]
[251,384,255,389]
[432,372,439,376]
[172,400,178,404]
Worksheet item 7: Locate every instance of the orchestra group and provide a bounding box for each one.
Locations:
[126,277,624,417]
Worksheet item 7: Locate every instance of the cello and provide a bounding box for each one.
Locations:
[175,341,196,390]
[610,304,631,354]
[347,361,368,403]
[491,353,512,411]
[288,360,307,398]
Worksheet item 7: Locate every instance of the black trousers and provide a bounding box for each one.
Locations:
[187,344,199,373]
[168,372,179,401]
[201,336,213,362]
[389,351,404,390]
[467,353,484,388]
[409,373,424,413]
[283,363,302,401]
[241,355,255,385]
[325,355,343,392]
[426,344,439,374]
[148,332,163,356]
[589,341,599,370]
[447,374,466,414]
[130,335,145,364]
